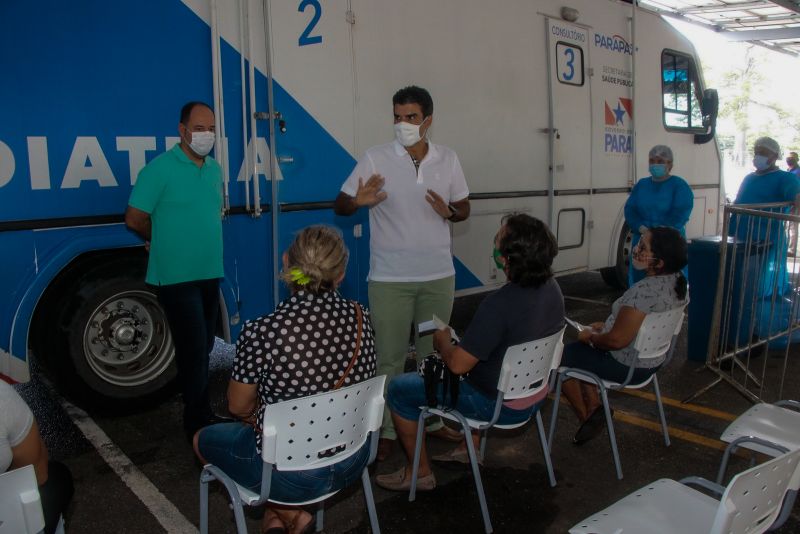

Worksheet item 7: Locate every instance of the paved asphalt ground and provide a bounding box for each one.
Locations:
[15,271,800,533]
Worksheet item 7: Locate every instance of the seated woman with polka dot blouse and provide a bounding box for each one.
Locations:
[194,225,377,534]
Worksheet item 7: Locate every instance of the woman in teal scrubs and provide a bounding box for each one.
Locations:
[732,136,800,298]
[624,145,694,286]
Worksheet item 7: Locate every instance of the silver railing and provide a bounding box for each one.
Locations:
[686,202,800,404]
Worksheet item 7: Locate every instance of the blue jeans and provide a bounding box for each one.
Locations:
[387,372,538,426]
[561,342,659,384]
[198,422,371,501]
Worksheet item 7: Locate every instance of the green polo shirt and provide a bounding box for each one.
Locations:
[128,144,224,286]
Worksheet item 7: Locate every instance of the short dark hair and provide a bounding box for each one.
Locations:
[648,226,688,299]
[180,101,213,125]
[498,214,558,288]
[392,86,433,117]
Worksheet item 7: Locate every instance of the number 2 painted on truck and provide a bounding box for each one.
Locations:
[298,0,323,46]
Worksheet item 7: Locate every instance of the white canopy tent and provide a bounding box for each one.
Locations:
[640,0,800,55]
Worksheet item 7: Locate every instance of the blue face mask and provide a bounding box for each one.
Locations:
[753,155,771,172]
[649,164,668,179]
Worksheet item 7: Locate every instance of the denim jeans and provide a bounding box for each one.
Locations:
[386,372,537,426]
[561,342,660,384]
[198,422,371,501]
[157,278,220,434]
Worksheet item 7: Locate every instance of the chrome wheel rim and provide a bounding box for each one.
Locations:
[82,290,173,387]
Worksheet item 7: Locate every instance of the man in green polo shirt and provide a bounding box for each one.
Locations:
[125,101,225,439]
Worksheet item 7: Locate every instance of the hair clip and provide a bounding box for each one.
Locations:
[288,267,311,286]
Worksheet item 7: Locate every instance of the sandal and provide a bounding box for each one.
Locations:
[261,509,287,534]
[431,446,483,466]
[573,407,612,445]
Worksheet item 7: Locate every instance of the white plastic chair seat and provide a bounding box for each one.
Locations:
[549,307,685,480]
[720,403,800,456]
[573,447,800,534]
[569,478,718,534]
[0,464,45,534]
[427,407,529,431]
[564,368,656,390]
[410,327,566,533]
[199,375,386,534]
[236,485,338,507]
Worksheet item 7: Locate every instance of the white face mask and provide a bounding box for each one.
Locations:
[753,154,771,172]
[188,131,215,157]
[632,257,650,271]
[394,118,428,147]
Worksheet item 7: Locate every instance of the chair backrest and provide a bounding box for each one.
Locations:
[711,447,800,534]
[260,375,386,471]
[0,464,45,534]
[632,305,686,362]
[498,326,565,400]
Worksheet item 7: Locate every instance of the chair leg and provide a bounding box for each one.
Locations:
[200,471,211,534]
[454,411,493,533]
[535,411,557,487]
[202,466,249,534]
[230,498,248,534]
[479,430,488,460]
[599,387,623,480]
[409,409,429,502]
[547,371,565,451]
[361,467,381,534]
[716,441,737,485]
[314,502,324,532]
[652,376,671,447]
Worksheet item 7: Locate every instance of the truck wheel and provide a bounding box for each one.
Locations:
[600,223,632,289]
[62,275,176,408]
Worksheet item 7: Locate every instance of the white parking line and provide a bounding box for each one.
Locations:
[58,397,198,534]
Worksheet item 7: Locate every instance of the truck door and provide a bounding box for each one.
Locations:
[546,18,592,272]
[264,0,363,303]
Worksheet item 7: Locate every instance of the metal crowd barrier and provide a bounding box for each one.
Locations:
[686,202,800,404]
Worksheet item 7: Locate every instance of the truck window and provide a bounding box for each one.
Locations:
[661,50,704,131]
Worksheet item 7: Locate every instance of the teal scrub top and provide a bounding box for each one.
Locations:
[624,174,694,236]
[128,144,224,286]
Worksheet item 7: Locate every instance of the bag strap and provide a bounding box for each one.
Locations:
[333,301,363,390]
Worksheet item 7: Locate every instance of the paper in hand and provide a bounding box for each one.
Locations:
[418,314,460,343]
[565,317,590,332]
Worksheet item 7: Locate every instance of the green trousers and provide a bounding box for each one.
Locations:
[368,276,455,439]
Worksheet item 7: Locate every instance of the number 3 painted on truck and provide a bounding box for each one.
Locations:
[298,0,323,46]
[562,48,575,80]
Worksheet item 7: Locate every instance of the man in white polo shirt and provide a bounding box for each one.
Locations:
[334,86,470,459]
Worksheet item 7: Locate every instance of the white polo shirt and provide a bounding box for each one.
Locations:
[341,140,469,282]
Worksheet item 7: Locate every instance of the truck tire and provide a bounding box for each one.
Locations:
[59,273,176,409]
[600,223,633,289]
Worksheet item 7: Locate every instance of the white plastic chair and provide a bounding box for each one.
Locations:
[199,375,386,534]
[569,446,800,534]
[0,464,45,534]
[409,327,566,534]
[715,399,800,530]
[548,306,685,479]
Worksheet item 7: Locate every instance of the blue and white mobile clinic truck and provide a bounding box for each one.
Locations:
[0,0,720,407]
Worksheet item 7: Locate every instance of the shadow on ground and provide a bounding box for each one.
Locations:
[346,464,559,533]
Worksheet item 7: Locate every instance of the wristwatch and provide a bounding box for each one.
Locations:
[447,204,457,220]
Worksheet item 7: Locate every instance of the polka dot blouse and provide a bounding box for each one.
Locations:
[232,290,377,452]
